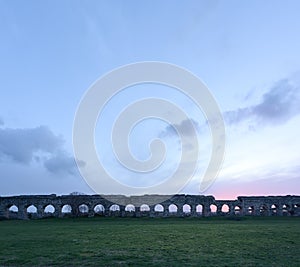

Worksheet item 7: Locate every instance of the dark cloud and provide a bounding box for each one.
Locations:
[0,126,63,163]
[225,79,300,125]
[253,79,300,123]
[160,119,201,137]
[44,153,85,175]
[0,124,84,176]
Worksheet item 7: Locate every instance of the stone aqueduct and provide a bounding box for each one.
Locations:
[0,194,299,220]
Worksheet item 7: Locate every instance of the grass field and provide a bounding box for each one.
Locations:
[0,217,299,266]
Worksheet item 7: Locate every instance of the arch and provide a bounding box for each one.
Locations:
[94,204,105,214]
[125,204,135,212]
[154,204,164,212]
[27,205,37,214]
[271,204,277,214]
[247,206,254,215]
[234,206,242,215]
[168,204,178,213]
[79,204,89,214]
[259,205,268,216]
[221,204,229,213]
[183,204,191,214]
[109,204,120,211]
[44,205,55,214]
[196,204,203,213]
[282,204,290,215]
[8,205,18,213]
[62,204,72,214]
[210,204,217,214]
[140,204,150,212]
[293,204,300,216]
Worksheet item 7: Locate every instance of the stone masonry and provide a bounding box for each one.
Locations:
[0,194,299,220]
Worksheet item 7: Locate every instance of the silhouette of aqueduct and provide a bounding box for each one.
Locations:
[1,194,299,220]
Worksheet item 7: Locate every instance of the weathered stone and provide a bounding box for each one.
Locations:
[0,194,299,220]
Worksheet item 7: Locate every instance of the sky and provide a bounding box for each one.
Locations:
[0,0,300,199]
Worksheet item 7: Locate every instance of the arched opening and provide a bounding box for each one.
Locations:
[44,205,55,214]
[260,205,268,216]
[183,204,191,214]
[94,204,105,214]
[210,204,217,214]
[62,204,72,214]
[7,205,19,219]
[168,204,178,213]
[234,206,242,215]
[109,204,120,211]
[293,204,300,216]
[282,204,290,215]
[196,204,203,214]
[27,205,37,214]
[248,206,254,215]
[154,204,164,212]
[271,204,277,215]
[140,204,150,212]
[8,205,18,213]
[79,204,89,214]
[221,204,229,214]
[125,204,135,212]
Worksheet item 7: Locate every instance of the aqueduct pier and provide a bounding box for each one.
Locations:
[0,194,299,220]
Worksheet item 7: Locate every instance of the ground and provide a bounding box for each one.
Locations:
[0,217,299,266]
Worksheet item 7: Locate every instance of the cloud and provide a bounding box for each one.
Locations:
[225,79,300,125]
[0,124,84,176]
[0,126,63,163]
[160,119,201,137]
[44,153,85,175]
[0,117,3,126]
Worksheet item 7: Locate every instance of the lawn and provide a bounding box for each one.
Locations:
[0,217,299,266]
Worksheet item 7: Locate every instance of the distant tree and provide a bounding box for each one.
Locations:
[69,192,85,196]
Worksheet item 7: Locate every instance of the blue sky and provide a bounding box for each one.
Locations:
[0,1,300,198]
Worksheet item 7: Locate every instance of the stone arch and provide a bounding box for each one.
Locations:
[247,206,254,215]
[61,204,72,214]
[183,204,191,214]
[7,204,19,219]
[292,203,300,216]
[94,204,105,214]
[260,204,268,216]
[154,204,164,212]
[44,204,55,214]
[234,205,242,215]
[221,204,229,214]
[140,204,150,212]
[271,204,278,215]
[125,204,135,212]
[196,204,203,213]
[210,204,217,214]
[168,204,178,213]
[109,204,120,211]
[79,204,89,214]
[8,204,18,213]
[26,205,37,214]
[282,204,290,215]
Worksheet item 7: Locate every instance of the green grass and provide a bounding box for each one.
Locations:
[0,217,299,266]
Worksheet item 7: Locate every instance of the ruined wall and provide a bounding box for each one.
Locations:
[0,194,299,220]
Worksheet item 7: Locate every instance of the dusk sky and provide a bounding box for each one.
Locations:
[1,1,300,199]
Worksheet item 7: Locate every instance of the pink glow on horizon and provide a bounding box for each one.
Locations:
[203,176,300,200]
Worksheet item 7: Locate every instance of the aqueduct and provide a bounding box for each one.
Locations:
[0,194,299,220]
